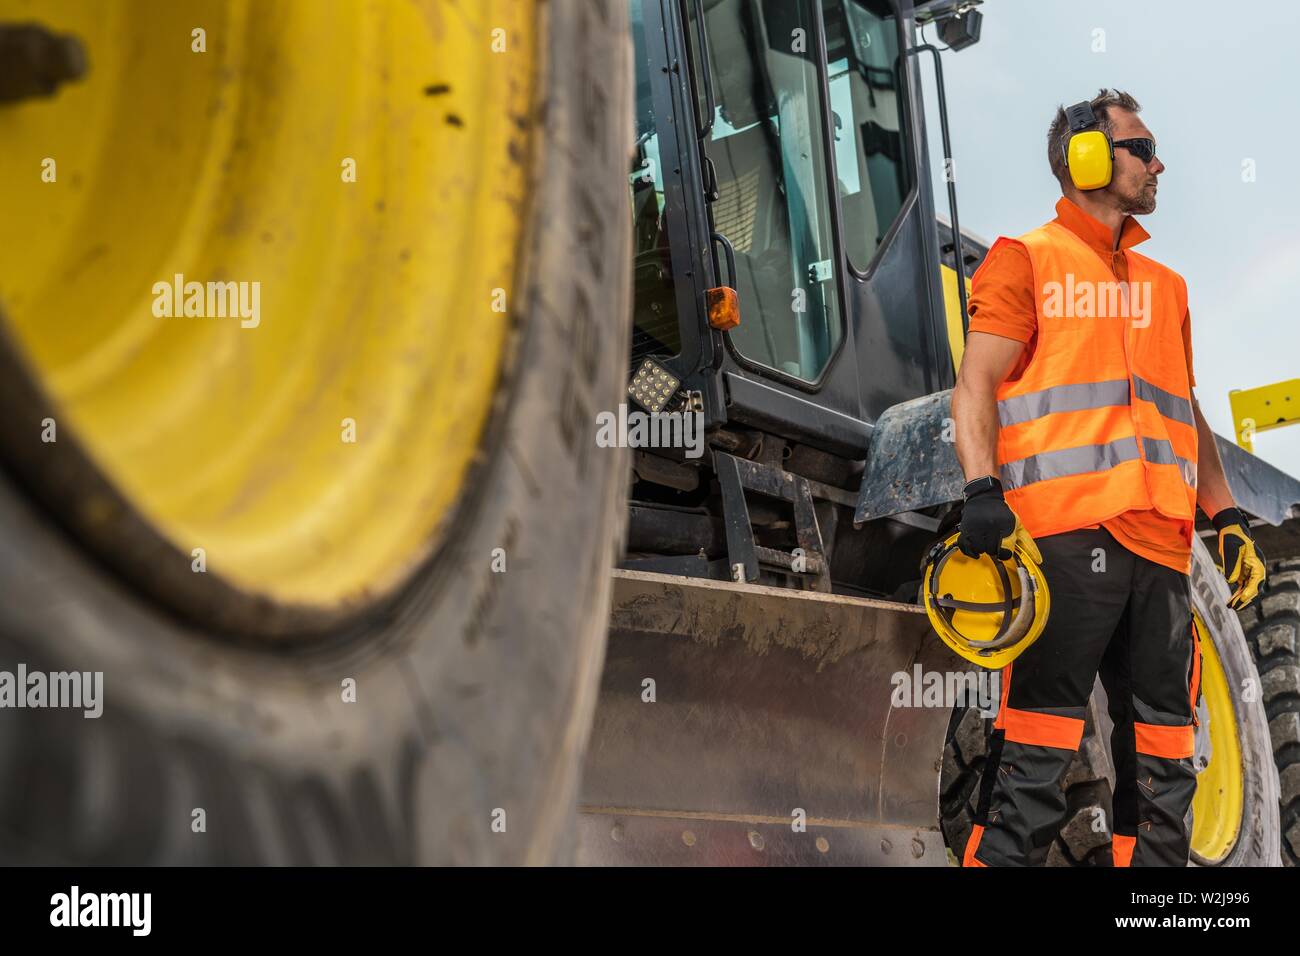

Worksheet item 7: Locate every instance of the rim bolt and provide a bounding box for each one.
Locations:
[0,23,87,105]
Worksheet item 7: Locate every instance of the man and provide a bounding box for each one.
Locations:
[951,89,1267,867]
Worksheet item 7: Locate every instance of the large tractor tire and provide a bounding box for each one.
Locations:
[941,535,1281,866]
[0,0,632,863]
[1237,558,1300,866]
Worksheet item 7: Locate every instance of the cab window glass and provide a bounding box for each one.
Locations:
[821,0,910,270]
[629,0,682,364]
[692,0,843,382]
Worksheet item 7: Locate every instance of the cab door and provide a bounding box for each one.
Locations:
[685,0,950,456]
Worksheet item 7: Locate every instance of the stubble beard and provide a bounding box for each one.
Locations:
[1117,181,1157,215]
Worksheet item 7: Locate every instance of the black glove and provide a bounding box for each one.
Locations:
[1212,507,1267,609]
[958,484,1017,560]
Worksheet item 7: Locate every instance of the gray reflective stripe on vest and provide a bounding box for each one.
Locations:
[1141,437,1198,488]
[1141,436,1178,465]
[1132,374,1194,427]
[999,377,1193,430]
[1001,436,1197,491]
[1001,436,1140,489]
[997,379,1131,427]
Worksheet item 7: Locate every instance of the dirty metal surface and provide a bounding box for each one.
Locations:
[854,389,963,526]
[577,570,959,866]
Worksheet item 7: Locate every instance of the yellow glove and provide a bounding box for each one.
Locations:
[1212,507,1267,609]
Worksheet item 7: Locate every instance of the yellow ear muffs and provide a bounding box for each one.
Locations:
[1067,128,1113,190]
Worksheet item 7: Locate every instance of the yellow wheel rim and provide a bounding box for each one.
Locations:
[1189,610,1244,862]
[0,0,536,617]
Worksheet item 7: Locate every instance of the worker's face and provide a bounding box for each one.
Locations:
[1104,108,1164,215]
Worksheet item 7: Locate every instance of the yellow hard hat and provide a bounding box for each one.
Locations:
[921,528,1050,670]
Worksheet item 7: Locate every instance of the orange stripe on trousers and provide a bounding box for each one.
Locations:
[1112,833,1136,867]
[963,824,989,867]
[1002,707,1085,751]
[1134,721,1194,759]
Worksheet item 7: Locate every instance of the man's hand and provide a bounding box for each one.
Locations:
[1212,507,1267,609]
[957,490,1039,568]
[958,490,1016,559]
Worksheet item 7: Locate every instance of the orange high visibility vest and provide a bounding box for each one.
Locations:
[974,220,1198,539]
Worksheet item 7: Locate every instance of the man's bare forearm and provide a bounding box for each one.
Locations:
[952,331,1026,486]
[1192,395,1234,518]
[951,378,1002,484]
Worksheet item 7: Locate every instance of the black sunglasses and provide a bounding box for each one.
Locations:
[1113,137,1157,164]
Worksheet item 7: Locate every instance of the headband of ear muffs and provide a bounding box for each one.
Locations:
[1063,100,1114,191]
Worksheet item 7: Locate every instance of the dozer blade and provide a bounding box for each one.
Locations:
[576,570,961,866]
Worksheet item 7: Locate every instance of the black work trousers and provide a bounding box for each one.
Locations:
[964,526,1200,867]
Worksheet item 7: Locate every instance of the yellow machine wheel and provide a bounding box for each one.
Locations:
[1179,537,1279,865]
[1188,610,1244,862]
[0,0,632,864]
[0,0,544,634]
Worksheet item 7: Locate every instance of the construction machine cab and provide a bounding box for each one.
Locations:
[629,0,962,450]
[625,0,976,594]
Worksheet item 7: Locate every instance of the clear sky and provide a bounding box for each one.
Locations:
[921,0,1300,482]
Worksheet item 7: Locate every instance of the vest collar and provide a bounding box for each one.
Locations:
[1053,196,1150,258]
